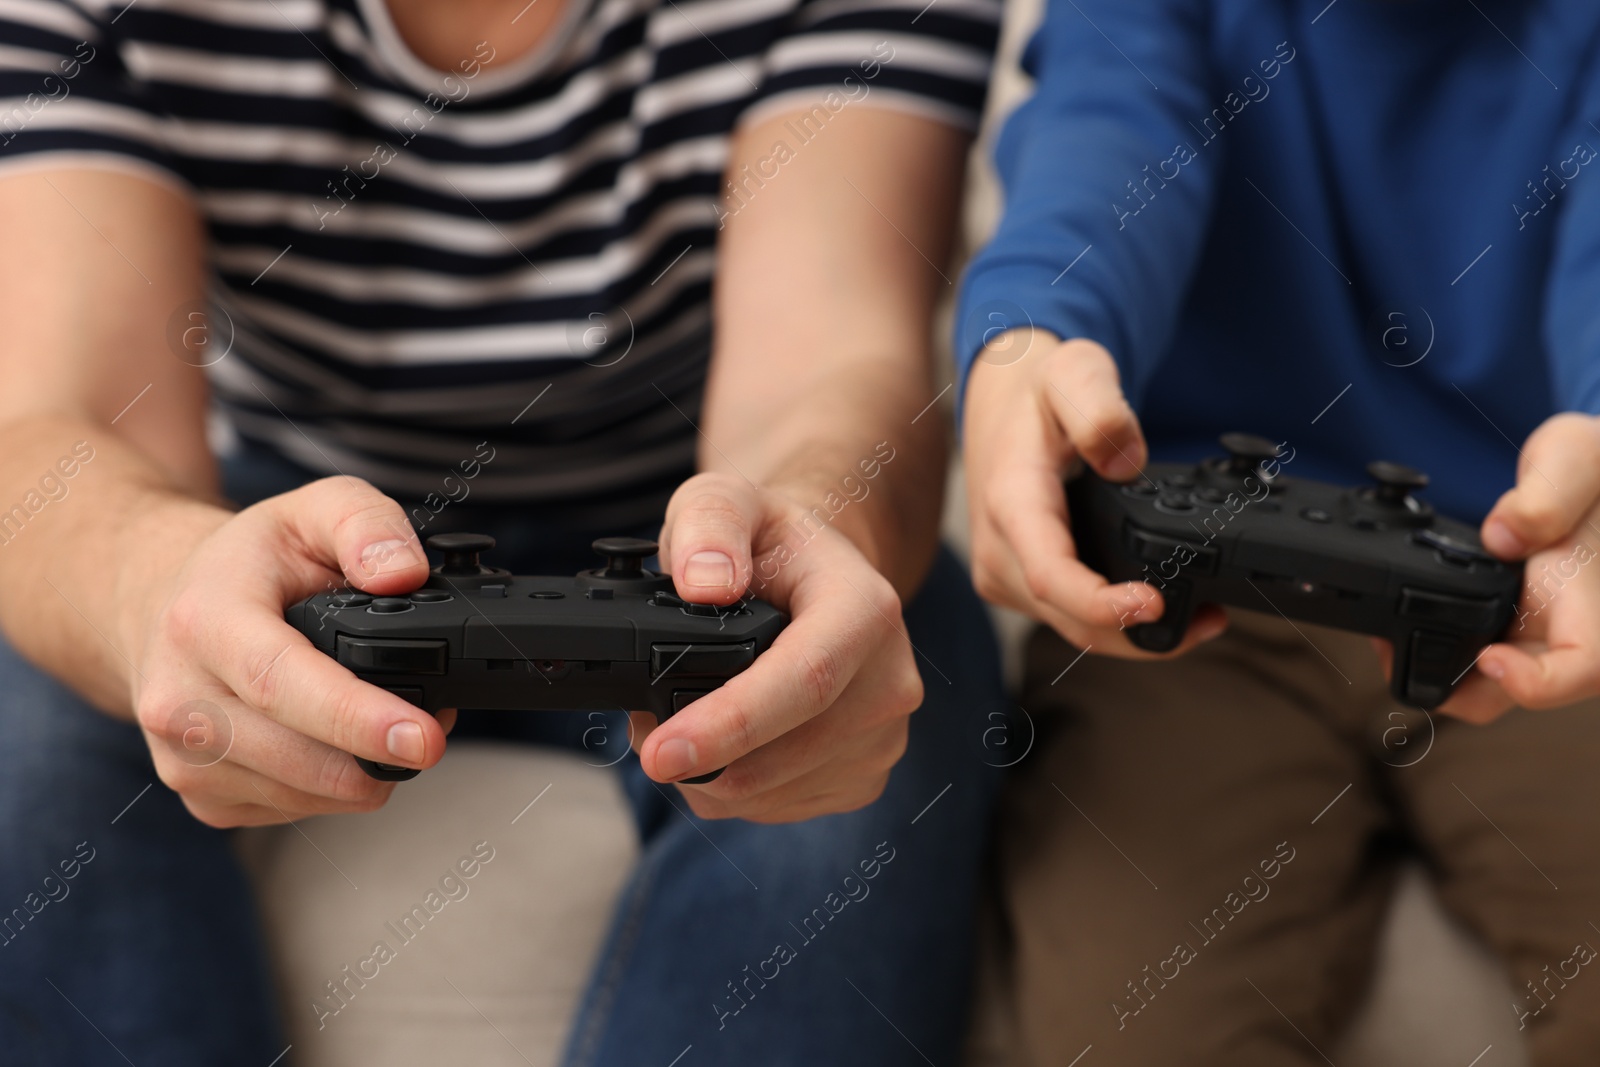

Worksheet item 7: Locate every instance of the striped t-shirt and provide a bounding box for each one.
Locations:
[0,0,998,526]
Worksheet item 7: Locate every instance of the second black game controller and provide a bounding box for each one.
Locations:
[287,534,788,781]
[1067,433,1524,708]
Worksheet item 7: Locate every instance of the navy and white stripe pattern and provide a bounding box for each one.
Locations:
[0,0,997,523]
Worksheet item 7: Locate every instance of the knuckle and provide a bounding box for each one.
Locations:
[319,746,388,806]
[716,696,762,758]
[321,684,371,755]
[891,664,925,715]
[708,762,761,803]
[181,796,243,829]
[162,588,206,648]
[871,725,910,774]
[795,641,846,711]
[1022,562,1054,604]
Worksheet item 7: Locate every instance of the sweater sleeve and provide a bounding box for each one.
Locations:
[1542,54,1600,414]
[954,0,1223,414]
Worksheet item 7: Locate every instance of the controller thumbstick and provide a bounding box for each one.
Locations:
[1219,432,1282,474]
[426,532,497,576]
[592,537,659,579]
[1367,461,1429,506]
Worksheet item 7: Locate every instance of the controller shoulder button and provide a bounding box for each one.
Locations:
[1398,587,1503,631]
[336,635,447,674]
[651,641,757,678]
[1411,528,1495,567]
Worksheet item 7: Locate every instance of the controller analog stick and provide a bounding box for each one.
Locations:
[592,537,658,579]
[426,532,498,576]
[1219,432,1283,474]
[1366,461,1429,506]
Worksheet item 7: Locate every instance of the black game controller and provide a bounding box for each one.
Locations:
[1067,433,1524,708]
[287,534,787,781]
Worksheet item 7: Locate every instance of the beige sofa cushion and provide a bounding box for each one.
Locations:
[235,742,638,1067]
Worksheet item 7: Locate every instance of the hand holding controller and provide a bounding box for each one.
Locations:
[1067,434,1524,708]
[287,533,788,781]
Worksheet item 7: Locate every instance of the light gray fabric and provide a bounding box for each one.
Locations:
[234,742,637,1067]
[1335,864,1527,1066]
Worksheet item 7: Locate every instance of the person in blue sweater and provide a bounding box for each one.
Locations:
[957,0,1600,1061]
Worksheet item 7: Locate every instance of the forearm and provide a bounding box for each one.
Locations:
[703,351,947,597]
[705,107,966,596]
[0,413,227,717]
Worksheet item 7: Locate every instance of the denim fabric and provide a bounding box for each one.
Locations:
[0,442,1006,1066]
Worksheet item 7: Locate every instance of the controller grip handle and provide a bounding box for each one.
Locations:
[358,757,422,781]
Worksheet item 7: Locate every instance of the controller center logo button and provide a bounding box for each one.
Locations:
[529,590,565,599]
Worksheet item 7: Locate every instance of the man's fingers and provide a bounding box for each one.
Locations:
[1040,341,1147,482]
[661,474,760,605]
[638,574,888,781]
[986,461,1160,629]
[260,475,430,595]
[1434,668,1516,725]
[199,616,448,771]
[1482,413,1600,557]
[1481,641,1600,710]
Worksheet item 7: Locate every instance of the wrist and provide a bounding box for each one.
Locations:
[113,491,231,690]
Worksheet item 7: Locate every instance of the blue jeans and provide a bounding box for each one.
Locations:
[0,443,1006,1066]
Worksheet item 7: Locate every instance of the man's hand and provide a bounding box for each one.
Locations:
[964,332,1227,654]
[1436,413,1600,723]
[633,472,925,823]
[125,478,454,827]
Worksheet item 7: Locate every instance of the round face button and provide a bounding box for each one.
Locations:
[528,591,565,599]
[1159,473,1197,490]
[328,593,372,609]
[1121,482,1159,498]
[1154,492,1196,514]
[368,597,413,613]
[1301,507,1332,523]
[409,591,453,603]
[1195,487,1227,504]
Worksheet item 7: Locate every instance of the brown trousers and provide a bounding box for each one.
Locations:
[981,610,1600,1066]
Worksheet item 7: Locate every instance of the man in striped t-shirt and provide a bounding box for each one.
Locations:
[0,0,1004,1062]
